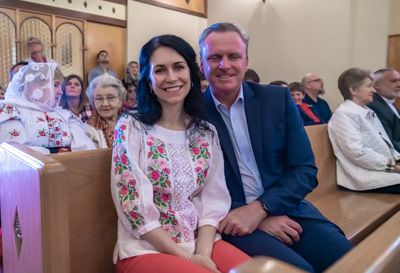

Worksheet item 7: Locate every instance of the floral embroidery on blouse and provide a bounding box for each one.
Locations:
[146,133,180,242]
[0,104,20,120]
[9,129,20,138]
[190,136,211,186]
[44,113,68,147]
[113,117,145,231]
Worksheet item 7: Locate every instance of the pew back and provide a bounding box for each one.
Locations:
[51,148,116,273]
[0,143,116,273]
[1,142,70,273]
[304,124,400,244]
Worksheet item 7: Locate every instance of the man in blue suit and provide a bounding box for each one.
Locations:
[368,68,400,153]
[199,22,352,273]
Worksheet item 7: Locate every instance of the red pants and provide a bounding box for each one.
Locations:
[116,240,250,273]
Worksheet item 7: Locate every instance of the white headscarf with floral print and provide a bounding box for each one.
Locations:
[4,63,61,111]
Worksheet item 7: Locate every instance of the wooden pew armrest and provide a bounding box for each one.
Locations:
[231,256,307,273]
[326,210,400,273]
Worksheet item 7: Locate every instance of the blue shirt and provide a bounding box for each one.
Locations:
[211,86,264,204]
[303,94,332,123]
[88,66,118,83]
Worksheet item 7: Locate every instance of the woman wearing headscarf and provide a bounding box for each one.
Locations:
[0,63,95,154]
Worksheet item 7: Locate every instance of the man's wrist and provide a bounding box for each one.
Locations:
[253,200,269,218]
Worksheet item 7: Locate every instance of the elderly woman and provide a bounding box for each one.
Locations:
[85,74,125,148]
[60,74,93,122]
[0,63,95,154]
[328,67,400,193]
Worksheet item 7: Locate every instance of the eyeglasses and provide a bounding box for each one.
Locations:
[127,88,136,93]
[94,95,119,104]
[307,78,323,83]
[27,41,41,47]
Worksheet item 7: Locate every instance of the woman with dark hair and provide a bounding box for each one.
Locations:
[122,80,138,112]
[111,35,250,273]
[60,74,93,122]
[328,67,400,192]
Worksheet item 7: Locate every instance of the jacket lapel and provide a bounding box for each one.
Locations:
[243,83,263,172]
[203,89,242,185]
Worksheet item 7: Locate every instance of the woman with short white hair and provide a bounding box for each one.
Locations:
[85,74,125,148]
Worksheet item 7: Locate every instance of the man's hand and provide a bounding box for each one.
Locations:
[257,215,302,246]
[218,201,267,236]
[394,163,400,174]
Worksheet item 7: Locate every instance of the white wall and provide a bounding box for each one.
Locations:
[207,0,389,110]
[127,0,390,110]
[126,1,207,67]
[389,0,400,35]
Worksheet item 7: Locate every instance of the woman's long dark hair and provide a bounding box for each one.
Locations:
[60,74,89,112]
[132,34,211,136]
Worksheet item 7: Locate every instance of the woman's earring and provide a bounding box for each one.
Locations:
[191,82,194,89]
[150,89,155,95]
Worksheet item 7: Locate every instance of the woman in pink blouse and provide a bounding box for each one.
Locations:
[111,35,250,273]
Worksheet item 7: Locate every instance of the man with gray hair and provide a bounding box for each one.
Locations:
[301,73,331,123]
[24,37,57,64]
[368,68,400,152]
[200,22,352,272]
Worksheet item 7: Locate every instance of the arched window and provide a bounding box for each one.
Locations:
[0,12,16,86]
[20,17,52,61]
[56,23,84,79]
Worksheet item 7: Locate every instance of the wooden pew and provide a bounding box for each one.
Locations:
[233,210,400,273]
[0,142,116,273]
[304,124,400,244]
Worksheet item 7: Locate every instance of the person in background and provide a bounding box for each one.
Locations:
[301,73,332,122]
[0,63,95,154]
[199,71,209,93]
[10,61,29,80]
[111,34,250,273]
[200,22,352,273]
[123,80,138,112]
[289,81,321,126]
[328,67,400,192]
[60,75,93,123]
[368,68,400,152]
[0,85,5,100]
[243,68,260,83]
[24,37,57,64]
[85,74,125,149]
[88,50,118,83]
[126,61,140,82]
[269,80,288,87]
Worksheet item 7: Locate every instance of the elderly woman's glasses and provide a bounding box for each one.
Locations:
[95,95,119,104]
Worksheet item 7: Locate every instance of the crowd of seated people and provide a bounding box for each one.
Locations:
[3,24,400,273]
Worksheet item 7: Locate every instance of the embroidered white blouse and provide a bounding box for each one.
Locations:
[0,104,96,154]
[111,114,231,263]
[328,100,400,190]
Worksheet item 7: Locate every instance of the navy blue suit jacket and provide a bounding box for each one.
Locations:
[368,93,400,153]
[203,82,326,220]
